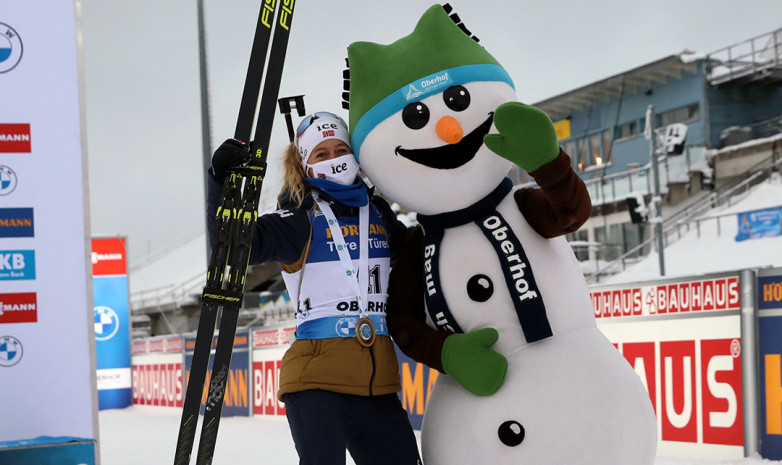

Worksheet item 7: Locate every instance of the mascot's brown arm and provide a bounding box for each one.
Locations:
[387,226,449,372]
[514,148,592,238]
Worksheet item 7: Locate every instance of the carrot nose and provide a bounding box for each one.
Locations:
[436,115,463,144]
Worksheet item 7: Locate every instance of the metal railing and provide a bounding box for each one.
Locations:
[130,271,206,311]
[706,28,782,85]
[586,154,782,283]
[584,146,706,207]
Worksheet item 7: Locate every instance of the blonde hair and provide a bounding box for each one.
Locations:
[279,142,309,208]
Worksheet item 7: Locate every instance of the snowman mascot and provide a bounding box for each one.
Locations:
[344,4,657,465]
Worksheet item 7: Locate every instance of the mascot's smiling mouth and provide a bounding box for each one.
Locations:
[395,113,494,169]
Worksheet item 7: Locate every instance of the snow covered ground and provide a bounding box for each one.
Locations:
[97,407,782,465]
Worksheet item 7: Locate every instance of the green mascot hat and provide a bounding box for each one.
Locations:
[347,4,515,160]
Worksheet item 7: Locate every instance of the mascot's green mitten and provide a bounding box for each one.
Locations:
[484,102,560,173]
[442,328,507,396]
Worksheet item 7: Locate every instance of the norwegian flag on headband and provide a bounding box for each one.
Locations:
[322,129,335,138]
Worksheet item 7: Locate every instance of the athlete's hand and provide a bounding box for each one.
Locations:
[211,138,252,181]
[484,102,560,173]
[441,328,507,396]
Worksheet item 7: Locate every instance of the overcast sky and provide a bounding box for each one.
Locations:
[79,0,782,267]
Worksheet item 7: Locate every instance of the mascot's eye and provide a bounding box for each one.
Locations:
[443,86,470,112]
[402,102,430,129]
[467,274,493,302]
[498,420,525,447]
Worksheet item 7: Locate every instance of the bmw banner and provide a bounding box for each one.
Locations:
[92,237,132,409]
[1,1,98,462]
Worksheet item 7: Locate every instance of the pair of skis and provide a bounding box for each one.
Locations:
[173,1,296,464]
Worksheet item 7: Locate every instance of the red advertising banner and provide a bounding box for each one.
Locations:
[253,360,285,416]
[0,123,32,153]
[0,292,37,324]
[132,363,183,407]
[252,327,296,348]
[660,340,698,443]
[132,336,183,355]
[91,237,127,277]
[591,276,740,319]
[700,338,743,446]
[623,342,657,413]
[618,338,743,447]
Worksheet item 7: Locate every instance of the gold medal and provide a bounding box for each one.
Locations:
[356,317,376,347]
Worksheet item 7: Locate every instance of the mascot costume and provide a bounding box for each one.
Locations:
[344,4,657,465]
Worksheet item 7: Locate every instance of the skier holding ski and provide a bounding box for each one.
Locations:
[207,112,421,465]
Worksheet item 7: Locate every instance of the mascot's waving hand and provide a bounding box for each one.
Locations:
[344,4,657,465]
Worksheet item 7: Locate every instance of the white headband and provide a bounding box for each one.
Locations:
[295,112,352,169]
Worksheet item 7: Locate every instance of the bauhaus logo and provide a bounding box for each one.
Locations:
[0,124,31,153]
[0,208,34,238]
[0,250,36,281]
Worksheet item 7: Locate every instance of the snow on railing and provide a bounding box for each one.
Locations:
[706,28,782,85]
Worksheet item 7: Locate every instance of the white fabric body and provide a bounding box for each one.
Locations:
[419,192,657,465]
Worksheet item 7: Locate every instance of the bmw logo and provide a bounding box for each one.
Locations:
[335,317,356,336]
[0,23,23,74]
[94,306,120,341]
[0,335,23,367]
[0,165,18,196]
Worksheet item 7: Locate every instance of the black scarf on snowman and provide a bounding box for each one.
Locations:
[416,178,553,343]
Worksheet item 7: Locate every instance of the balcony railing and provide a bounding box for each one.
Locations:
[707,28,782,85]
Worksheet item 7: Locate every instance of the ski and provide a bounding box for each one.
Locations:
[173,1,296,464]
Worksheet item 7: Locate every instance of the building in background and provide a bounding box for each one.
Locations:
[516,28,782,279]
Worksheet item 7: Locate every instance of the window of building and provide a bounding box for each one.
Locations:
[602,129,612,165]
[657,103,700,127]
[563,140,576,162]
[576,138,588,171]
[567,230,590,261]
[622,222,651,258]
[614,121,637,140]
[593,224,624,262]
[589,133,601,167]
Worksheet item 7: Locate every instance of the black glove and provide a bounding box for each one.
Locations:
[211,138,252,181]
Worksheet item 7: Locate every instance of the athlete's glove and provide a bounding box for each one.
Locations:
[484,102,560,173]
[441,327,508,396]
[211,138,252,181]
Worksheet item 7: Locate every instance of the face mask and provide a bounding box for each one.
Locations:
[307,154,360,186]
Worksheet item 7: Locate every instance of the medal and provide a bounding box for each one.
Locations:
[314,193,376,346]
[356,317,376,347]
